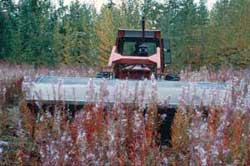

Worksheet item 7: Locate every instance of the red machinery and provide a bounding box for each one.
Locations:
[97,18,175,80]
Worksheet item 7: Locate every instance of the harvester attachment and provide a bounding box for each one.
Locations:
[23,76,231,145]
[24,76,231,107]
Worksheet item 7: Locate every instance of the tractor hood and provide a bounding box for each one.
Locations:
[122,65,151,71]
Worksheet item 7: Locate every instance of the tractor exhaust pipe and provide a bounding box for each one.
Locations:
[142,16,145,40]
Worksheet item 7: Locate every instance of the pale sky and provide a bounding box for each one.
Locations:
[64,0,217,11]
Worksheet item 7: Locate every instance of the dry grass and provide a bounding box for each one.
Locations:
[0,64,250,165]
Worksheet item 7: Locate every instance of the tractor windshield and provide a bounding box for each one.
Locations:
[117,38,160,56]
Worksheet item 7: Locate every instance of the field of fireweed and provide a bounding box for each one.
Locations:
[0,63,250,166]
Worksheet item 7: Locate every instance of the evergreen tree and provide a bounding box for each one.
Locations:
[0,1,5,58]
[161,0,200,69]
[0,0,19,60]
[197,0,209,66]
[96,5,121,65]
[17,0,56,66]
[208,0,250,68]
[61,1,97,65]
[143,0,164,29]
[120,0,141,29]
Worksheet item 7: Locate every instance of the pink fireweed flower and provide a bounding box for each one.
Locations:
[98,78,109,104]
[86,78,95,102]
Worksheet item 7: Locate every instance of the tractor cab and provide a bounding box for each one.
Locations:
[116,30,160,57]
[107,29,169,80]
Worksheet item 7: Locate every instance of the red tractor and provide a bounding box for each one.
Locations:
[97,18,179,81]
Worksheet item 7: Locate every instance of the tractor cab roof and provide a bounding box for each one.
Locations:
[118,29,161,39]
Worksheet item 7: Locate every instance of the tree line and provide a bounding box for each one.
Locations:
[0,0,250,70]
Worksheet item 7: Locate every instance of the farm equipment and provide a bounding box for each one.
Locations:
[23,18,231,145]
[97,17,176,80]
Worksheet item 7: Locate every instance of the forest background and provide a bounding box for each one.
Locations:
[1,0,250,70]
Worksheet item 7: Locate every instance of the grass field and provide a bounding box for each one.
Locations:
[0,64,250,165]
